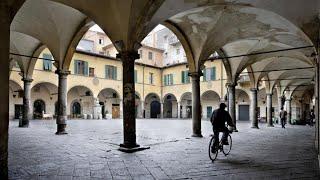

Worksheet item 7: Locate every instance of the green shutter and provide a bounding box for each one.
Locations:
[181,71,185,83]
[74,60,78,74]
[164,75,167,86]
[114,66,117,80]
[84,61,89,76]
[105,65,109,78]
[211,67,216,80]
[203,69,207,81]
[43,54,52,70]
[186,71,190,83]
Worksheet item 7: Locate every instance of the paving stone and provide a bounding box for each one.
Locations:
[8,119,320,179]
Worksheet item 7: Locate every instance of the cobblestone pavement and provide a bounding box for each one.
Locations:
[8,119,320,180]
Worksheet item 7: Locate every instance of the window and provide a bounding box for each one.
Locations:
[176,48,180,55]
[134,70,138,83]
[139,50,143,59]
[203,67,216,81]
[89,67,95,77]
[74,60,88,76]
[99,38,104,45]
[149,73,154,84]
[181,71,190,84]
[105,65,117,80]
[164,74,174,86]
[99,51,105,55]
[148,52,153,60]
[43,54,53,71]
[106,51,110,56]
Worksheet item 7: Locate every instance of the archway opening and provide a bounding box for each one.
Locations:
[180,92,192,118]
[97,88,121,119]
[201,90,220,119]
[145,93,161,118]
[33,99,46,119]
[163,94,178,118]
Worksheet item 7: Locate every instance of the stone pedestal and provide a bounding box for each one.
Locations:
[19,78,33,128]
[250,88,259,129]
[278,97,283,124]
[141,101,144,118]
[160,102,163,118]
[227,83,237,131]
[266,93,274,127]
[93,98,102,119]
[55,70,70,135]
[191,73,202,137]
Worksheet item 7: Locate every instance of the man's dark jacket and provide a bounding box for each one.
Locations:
[210,108,233,130]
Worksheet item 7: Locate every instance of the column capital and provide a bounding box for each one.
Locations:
[188,71,202,78]
[21,78,33,83]
[116,51,140,61]
[285,98,292,101]
[266,93,273,96]
[226,82,237,88]
[55,69,70,76]
[250,88,258,92]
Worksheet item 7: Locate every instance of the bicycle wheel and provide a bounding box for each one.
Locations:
[208,136,218,161]
[222,135,232,156]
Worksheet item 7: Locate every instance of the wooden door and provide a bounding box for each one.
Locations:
[112,105,120,119]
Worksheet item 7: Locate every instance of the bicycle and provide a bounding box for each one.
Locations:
[208,130,232,162]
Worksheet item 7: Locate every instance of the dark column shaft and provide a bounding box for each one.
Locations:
[118,51,139,148]
[191,73,202,137]
[20,78,33,127]
[0,3,10,178]
[250,88,259,128]
[55,70,69,135]
[227,84,237,131]
[267,93,274,127]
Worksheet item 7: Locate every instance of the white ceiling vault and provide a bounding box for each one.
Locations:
[6,0,320,99]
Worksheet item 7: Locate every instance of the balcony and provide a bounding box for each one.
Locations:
[168,36,179,45]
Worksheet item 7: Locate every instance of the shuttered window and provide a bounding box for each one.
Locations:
[164,74,174,86]
[203,67,216,81]
[74,60,88,76]
[43,54,53,71]
[105,65,117,80]
[181,71,190,84]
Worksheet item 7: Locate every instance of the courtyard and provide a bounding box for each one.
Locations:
[8,119,320,180]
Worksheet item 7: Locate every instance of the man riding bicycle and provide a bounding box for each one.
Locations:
[210,103,235,147]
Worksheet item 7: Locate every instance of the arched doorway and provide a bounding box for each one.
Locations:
[97,88,121,119]
[33,99,45,119]
[71,101,81,118]
[236,89,250,121]
[163,94,178,118]
[150,101,161,118]
[180,92,192,118]
[201,90,220,119]
[145,93,161,118]
[68,86,94,118]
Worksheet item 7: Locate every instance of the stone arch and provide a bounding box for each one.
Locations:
[97,88,121,119]
[201,90,221,119]
[144,93,161,119]
[67,85,95,117]
[70,99,82,118]
[163,93,178,118]
[235,88,250,121]
[9,80,23,119]
[33,99,46,119]
[180,92,192,119]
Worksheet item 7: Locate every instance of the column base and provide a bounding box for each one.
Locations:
[267,124,274,127]
[118,143,150,153]
[233,129,239,132]
[18,120,29,128]
[251,125,259,129]
[55,124,68,135]
[191,133,203,138]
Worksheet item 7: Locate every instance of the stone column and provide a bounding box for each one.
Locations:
[177,102,181,119]
[160,102,163,118]
[286,99,292,124]
[19,78,33,127]
[250,88,259,128]
[0,4,10,178]
[266,93,274,127]
[141,101,144,118]
[120,99,123,119]
[278,97,283,124]
[117,51,140,149]
[191,73,202,137]
[227,83,237,131]
[55,70,70,135]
